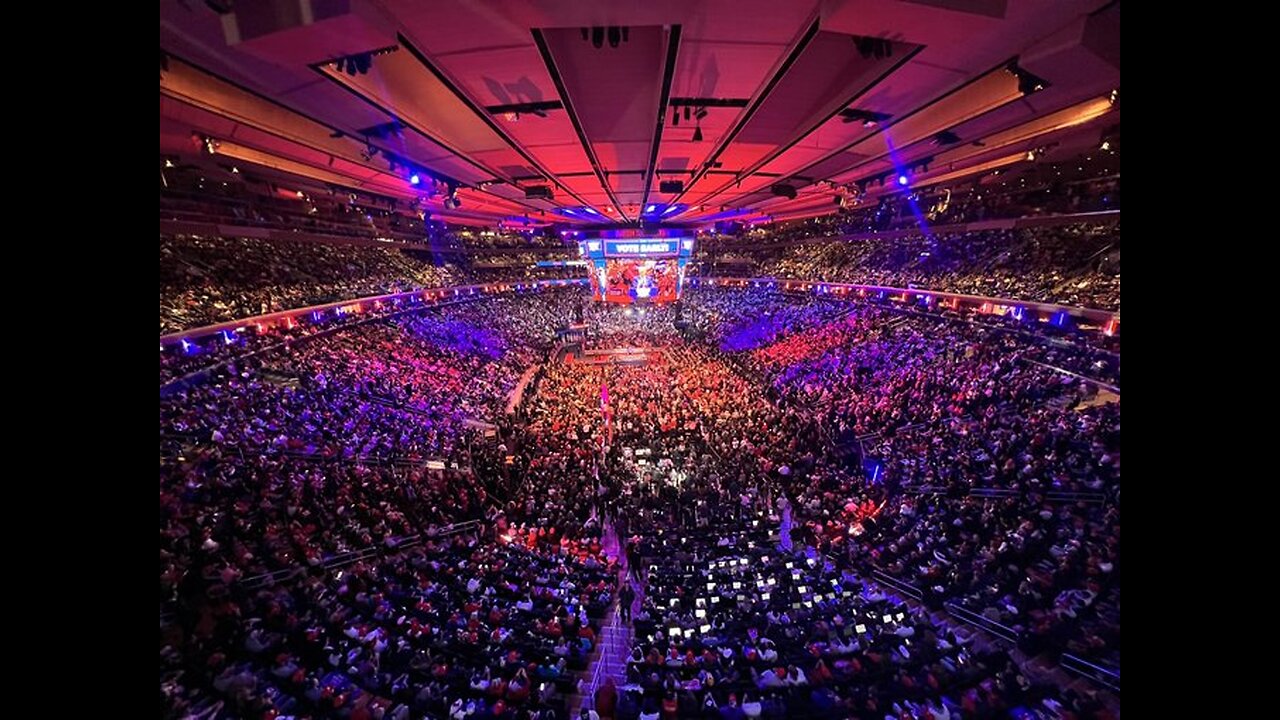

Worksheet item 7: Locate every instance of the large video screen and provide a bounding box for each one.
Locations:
[582,236,693,304]
[599,258,679,303]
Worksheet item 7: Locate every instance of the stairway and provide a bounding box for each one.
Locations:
[568,589,638,716]
[569,516,643,716]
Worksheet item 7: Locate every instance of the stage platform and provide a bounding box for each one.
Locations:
[564,347,664,366]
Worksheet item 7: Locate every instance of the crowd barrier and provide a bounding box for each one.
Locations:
[1061,653,1121,692]
[840,558,1120,695]
[943,601,1022,645]
[239,519,484,590]
[870,569,923,602]
[162,273,1117,351]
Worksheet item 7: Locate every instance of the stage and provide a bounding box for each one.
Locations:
[564,347,664,366]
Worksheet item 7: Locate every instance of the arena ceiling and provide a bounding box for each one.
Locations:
[160,0,1120,228]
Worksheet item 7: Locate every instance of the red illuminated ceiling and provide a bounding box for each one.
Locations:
[160,0,1119,227]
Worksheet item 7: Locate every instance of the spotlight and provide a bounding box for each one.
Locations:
[1025,151,1036,161]
[1100,140,1111,151]
[673,109,679,126]
[897,174,909,186]
[410,174,421,185]
[692,126,703,142]
[444,187,461,209]
[695,108,708,120]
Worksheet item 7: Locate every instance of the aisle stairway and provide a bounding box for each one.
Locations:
[569,515,643,716]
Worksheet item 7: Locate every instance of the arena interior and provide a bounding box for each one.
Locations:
[160,2,1120,718]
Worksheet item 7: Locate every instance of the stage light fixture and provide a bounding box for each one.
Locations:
[692,126,703,142]
[608,26,621,48]
[410,174,421,185]
[592,27,604,49]
[1007,61,1049,95]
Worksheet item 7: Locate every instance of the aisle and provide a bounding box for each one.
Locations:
[600,514,620,563]
[570,517,645,717]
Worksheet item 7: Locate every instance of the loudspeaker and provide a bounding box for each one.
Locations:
[771,184,797,200]
[659,180,684,194]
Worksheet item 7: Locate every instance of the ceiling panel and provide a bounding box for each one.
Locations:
[160,0,1118,227]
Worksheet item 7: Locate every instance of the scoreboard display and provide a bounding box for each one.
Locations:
[581,237,694,304]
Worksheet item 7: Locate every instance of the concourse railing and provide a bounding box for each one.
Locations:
[238,518,483,590]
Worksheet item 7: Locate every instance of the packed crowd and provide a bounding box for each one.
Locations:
[161,183,435,243]
[159,235,459,333]
[453,229,577,249]
[699,223,1120,311]
[160,221,1118,341]
[160,235,591,334]
[620,530,1112,719]
[161,526,617,720]
[162,284,1119,719]
[733,308,1121,675]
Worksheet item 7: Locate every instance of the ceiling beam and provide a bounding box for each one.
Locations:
[638,25,683,217]
[693,43,922,211]
[531,28,630,222]
[394,33,601,212]
[728,58,1023,207]
[665,14,821,209]
[482,100,564,115]
[668,97,750,108]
